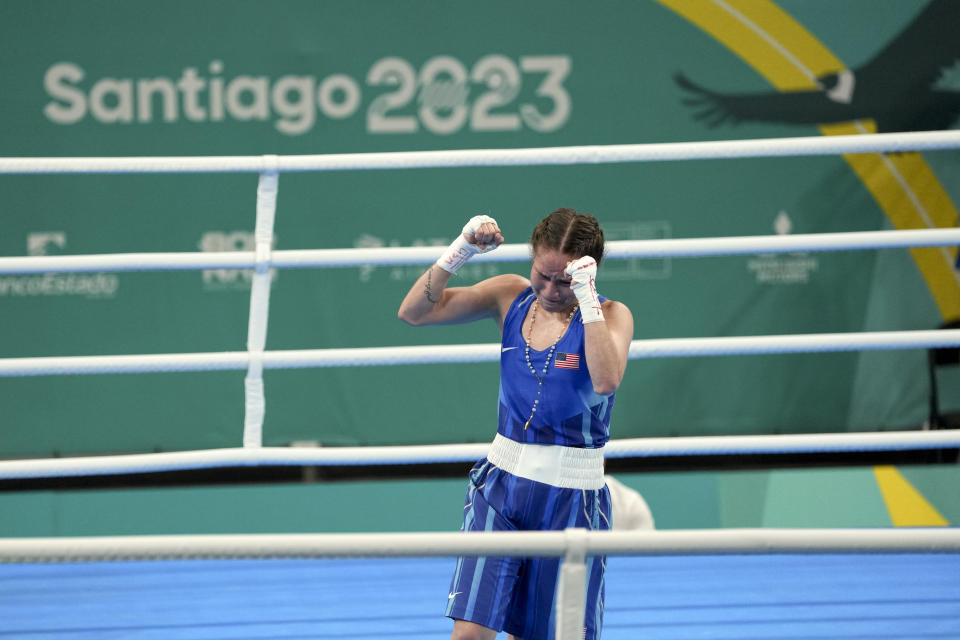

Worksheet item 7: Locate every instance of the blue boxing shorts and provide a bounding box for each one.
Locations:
[445,458,611,640]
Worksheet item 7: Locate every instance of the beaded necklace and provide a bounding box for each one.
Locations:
[523,298,579,430]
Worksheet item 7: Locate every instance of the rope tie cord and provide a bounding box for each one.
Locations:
[556,528,591,640]
[243,159,279,448]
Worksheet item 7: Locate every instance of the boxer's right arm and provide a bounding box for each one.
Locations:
[398,216,506,326]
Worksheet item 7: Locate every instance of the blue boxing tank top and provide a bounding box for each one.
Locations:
[497,287,614,448]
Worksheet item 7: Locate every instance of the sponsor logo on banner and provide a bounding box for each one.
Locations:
[42,55,571,137]
[747,211,818,285]
[601,221,672,281]
[199,231,276,291]
[27,231,66,256]
[0,233,118,299]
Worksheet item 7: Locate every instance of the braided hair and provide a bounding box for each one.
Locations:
[530,208,605,265]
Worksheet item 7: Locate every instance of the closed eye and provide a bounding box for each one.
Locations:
[538,271,572,287]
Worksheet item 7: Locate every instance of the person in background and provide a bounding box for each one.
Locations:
[605,475,655,530]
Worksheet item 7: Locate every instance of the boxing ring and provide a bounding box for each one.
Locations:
[2,130,960,639]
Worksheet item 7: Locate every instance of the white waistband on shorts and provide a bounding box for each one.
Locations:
[486,433,605,490]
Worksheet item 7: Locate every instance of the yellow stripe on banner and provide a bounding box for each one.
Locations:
[830,128,960,318]
[873,466,949,527]
[658,0,824,89]
[658,0,843,88]
[656,0,960,320]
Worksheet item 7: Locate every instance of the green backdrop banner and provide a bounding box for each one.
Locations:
[1,0,957,457]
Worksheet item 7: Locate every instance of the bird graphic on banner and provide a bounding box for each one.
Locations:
[675,0,960,133]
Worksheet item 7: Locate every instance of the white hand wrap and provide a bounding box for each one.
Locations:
[436,214,499,274]
[567,256,604,324]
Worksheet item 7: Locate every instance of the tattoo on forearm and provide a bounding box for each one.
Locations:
[424,267,439,304]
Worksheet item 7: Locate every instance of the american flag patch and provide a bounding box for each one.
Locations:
[555,352,580,369]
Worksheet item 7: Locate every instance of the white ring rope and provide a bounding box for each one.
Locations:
[0,330,958,377]
[5,132,958,640]
[1,429,959,480]
[1,129,959,174]
[2,227,959,275]
[13,527,955,640]
[4,526,957,637]
[3,129,958,473]
[0,529,958,563]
